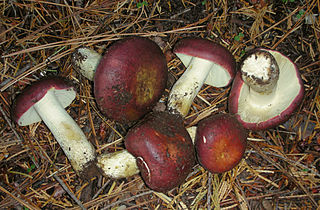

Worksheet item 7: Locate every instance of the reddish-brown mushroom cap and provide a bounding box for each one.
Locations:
[229,48,304,130]
[195,113,247,174]
[94,37,168,123]
[125,111,195,192]
[13,77,76,126]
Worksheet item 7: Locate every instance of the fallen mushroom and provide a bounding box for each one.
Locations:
[96,111,196,191]
[167,37,236,117]
[124,111,195,192]
[194,113,247,173]
[229,48,304,130]
[12,77,96,175]
[72,47,102,81]
[94,36,168,123]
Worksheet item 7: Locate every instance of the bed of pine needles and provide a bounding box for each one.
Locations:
[0,0,320,209]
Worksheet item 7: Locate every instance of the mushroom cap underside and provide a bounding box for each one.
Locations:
[229,49,304,130]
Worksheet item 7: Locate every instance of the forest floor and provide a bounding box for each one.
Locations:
[0,0,320,209]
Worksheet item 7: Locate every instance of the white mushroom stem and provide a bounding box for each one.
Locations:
[96,126,197,179]
[247,87,278,107]
[168,57,214,117]
[72,47,102,81]
[241,50,279,95]
[34,89,96,173]
[97,150,139,179]
[240,51,280,108]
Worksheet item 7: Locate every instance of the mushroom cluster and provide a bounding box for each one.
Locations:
[13,36,305,194]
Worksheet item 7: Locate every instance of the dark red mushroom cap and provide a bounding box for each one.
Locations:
[173,37,236,87]
[229,48,304,130]
[195,113,247,174]
[125,111,195,192]
[94,37,168,123]
[12,77,76,126]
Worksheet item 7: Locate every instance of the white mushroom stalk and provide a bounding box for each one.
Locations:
[168,57,217,117]
[240,50,280,106]
[33,89,96,172]
[72,47,102,81]
[97,150,139,179]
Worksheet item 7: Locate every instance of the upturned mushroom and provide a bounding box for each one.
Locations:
[229,49,304,130]
[94,36,168,123]
[124,111,195,192]
[194,113,247,173]
[12,77,96,175]
[167,37,236,117]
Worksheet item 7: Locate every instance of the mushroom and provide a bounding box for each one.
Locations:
[229,49,304,130]
[72,47,102,81]
[194,113,247,173]
[12,77,96,175]
[167,37,236,117]
[94,36,168,123]
[124,111,196,192]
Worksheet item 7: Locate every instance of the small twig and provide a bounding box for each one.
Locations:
[207,173,212,210]
[35,143,87,210]
[53,174,87,210]
[235,177,251,210]
[92,180,111,199]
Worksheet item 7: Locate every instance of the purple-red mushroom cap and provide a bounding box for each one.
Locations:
[94,37,168,124]
[229,48,304,130]
[168,37,236,117]
[195,113,248,174]
[124,111,196,192]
